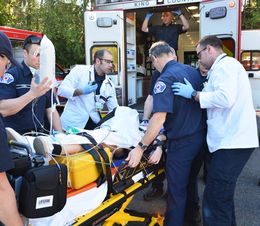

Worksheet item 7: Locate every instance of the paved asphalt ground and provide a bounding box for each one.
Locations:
[128,147,260,226]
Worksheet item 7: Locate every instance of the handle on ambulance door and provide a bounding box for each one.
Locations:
[248,73,254,78]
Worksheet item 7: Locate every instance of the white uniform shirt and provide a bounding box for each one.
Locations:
[57,65,118,129]
[200,54,259,152]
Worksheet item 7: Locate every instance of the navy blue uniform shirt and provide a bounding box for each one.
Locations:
[94,66,105,95]
[153,60,206,140]
[149,24,185,50]
[0,114,14,172]
[0,61,54,134]
[149,70,160,95]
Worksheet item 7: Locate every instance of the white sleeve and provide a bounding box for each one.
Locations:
[106,80,119,111]
[200,59,238,109]
[57,66,82,99]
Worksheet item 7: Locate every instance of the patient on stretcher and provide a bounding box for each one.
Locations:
[6,106,166,165]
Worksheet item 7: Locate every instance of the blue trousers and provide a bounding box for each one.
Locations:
[186,142,207,213]
[164,130,206,226]
[203,148,254,226]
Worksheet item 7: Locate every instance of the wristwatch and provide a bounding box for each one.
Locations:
[138,141,148,151]
[191,90,198,100]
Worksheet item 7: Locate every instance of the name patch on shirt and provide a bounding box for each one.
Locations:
[154,81,166,94]
[0,73,14,84]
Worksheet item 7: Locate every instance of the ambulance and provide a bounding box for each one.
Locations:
[241,29,260,111]
[84,0,258,109]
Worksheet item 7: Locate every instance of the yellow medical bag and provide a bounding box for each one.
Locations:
[50,147,112,190]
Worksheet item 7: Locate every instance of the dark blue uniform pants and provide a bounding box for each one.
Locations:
[186,142,207,214]
[203,148,254,226]
[164,130,206,226]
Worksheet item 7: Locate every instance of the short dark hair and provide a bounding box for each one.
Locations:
[149,41,176,58]
[93,49,112,63]
[23,35,42,51]
[197,35,223,50]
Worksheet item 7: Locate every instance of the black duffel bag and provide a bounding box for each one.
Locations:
[19,163,67,218]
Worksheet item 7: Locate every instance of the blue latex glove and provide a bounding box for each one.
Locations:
[145,13,153,20]
[171,78,194,99]
[172,7,182,16]
[81,83,98,95]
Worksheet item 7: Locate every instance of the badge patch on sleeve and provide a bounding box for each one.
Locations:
[154,81,166,94]
[0,73,14,84]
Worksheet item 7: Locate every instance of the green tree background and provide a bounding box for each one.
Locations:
[0,0,259,68]
[242,0,260,29]
[0,0,95,68]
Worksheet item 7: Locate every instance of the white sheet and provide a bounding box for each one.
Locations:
[28,182,108,226]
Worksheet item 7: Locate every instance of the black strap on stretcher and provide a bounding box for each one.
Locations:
[77,132,114,194]
[96,107,116,127]
[80,143,105,187]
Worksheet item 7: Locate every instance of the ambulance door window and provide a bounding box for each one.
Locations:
[252,51,260,71]
[241,51,260,71]
[90,45,118,75]
[221,38,235,58]
[241,51,251,71]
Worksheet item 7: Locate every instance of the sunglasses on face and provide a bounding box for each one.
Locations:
[31,50,40,57]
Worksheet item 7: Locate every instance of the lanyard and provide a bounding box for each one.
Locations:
[206,54,227,81]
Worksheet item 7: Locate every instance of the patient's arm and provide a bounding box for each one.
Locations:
[59,144,82,155]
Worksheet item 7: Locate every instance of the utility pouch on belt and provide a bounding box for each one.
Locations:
[19,163,67,218]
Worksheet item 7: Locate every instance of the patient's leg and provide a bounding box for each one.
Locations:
[34,136,83,157]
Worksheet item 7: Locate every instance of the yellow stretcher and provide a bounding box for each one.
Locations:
[26,145,166,226]
[71,157,165,226]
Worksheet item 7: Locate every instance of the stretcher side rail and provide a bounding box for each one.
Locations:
[70,142,165,225]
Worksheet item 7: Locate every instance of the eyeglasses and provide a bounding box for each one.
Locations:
[197,47,207,59]
[23,36,42,49]
[99,58,113,64]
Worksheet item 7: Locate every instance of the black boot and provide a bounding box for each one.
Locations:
[143,186,164,201]
[184,206,202,226]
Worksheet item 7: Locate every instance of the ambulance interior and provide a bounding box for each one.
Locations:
[123,3,236,108]
[123,3,200,107]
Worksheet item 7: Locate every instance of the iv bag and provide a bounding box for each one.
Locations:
[40,35,56,86]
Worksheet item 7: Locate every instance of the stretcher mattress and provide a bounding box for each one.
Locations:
[28,181,108,226]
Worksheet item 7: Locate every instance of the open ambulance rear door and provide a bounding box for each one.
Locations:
[84,10,129,105]
[200,0,241,59]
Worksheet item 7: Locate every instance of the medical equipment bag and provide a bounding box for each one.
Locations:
[18,163,67,218]
[50,146,112,190]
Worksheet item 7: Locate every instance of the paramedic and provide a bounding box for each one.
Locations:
[0,35,62,134]
[140,70,165,201]
[126,41,207,226]
[58,49,118,130]
[141,61,207,226]
[141,8,189,54]
[0,31,23,226]
[172,35,259,226]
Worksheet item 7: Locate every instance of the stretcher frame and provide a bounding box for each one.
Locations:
[9,135,166,225]
[71,157,166,226]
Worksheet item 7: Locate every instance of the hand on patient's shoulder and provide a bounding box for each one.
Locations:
[30,77,52,98]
